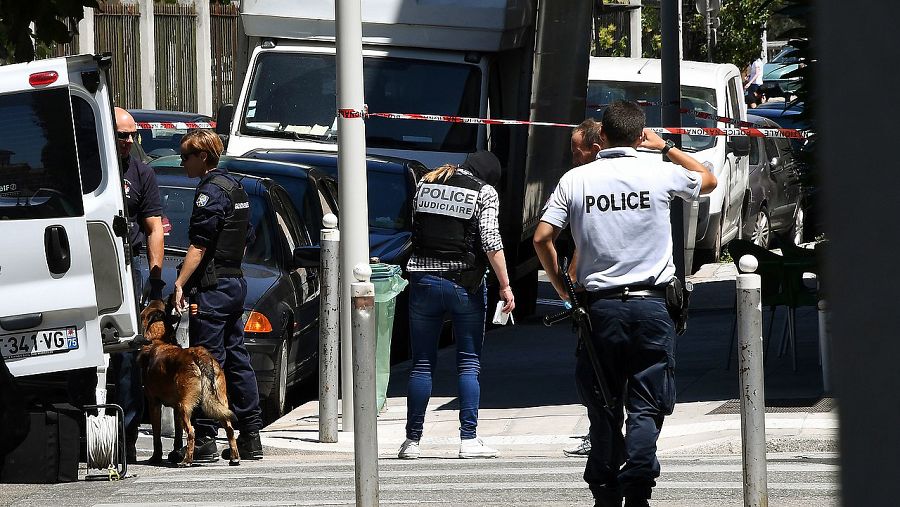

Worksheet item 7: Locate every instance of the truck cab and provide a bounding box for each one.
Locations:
[0,55,140,377]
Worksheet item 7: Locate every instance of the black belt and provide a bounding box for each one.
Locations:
[586,285,667,304]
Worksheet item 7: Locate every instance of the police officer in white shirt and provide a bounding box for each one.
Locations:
[534,100,716,507]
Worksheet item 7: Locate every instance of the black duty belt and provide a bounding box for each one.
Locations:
[586,285,667,304]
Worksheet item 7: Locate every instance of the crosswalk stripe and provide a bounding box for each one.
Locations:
[112,480,838,496]
[131,461,838,484]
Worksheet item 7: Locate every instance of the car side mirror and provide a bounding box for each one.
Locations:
[292,246,321,269]
[727,135,751,157]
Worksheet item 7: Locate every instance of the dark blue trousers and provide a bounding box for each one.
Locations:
[189,277,262,438]
[579,296,676,501]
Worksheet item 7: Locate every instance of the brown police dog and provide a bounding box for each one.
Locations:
[139,299,240,466]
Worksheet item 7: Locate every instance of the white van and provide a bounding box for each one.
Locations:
[0,55,140,377]
[587,57,751,268]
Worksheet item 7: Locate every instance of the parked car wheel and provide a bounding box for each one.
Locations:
[750,207,771,249]
[791,206,805,245]
[264,337,289,423]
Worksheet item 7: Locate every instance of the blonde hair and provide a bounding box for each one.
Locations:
[181,129,224,167]
[422,164,457,183]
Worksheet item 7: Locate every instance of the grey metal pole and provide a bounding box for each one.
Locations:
[351,263,379,507]
[336,0,370,431]
[818,299,831,393]
[661,0,686,278]
[629,0,643,58]
[319,213,341,443]
[736,255,768,507]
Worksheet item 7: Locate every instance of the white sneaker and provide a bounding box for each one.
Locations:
[398,438,420,459]
[563,434,591,457]
[459,437,498,459]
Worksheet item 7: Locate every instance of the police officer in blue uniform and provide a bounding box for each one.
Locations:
[115,107,165,462]
[170,129,263,463]
[534,101,717,507]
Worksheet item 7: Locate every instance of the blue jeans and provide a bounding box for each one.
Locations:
[405,272,486,441]
[580,296,676,501]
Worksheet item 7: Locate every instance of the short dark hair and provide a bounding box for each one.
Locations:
[573,118,602,147]
[601,100,645,147]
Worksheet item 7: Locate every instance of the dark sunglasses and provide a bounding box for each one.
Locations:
[116,131,136,141]
[180,151,199,162]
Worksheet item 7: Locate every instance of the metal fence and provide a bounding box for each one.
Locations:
[154,2,198,112]
[211,3,240,114]
[95,2,142,109]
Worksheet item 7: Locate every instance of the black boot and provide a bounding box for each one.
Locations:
[624,497,650,507]
[593,486,623,507]
[168,436,219,464]
[222,431,263,460]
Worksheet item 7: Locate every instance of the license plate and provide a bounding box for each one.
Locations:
[0,327,78,360]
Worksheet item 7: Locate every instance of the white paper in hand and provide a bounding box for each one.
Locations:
[492,300,514,325]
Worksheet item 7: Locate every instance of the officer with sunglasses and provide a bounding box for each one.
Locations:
[169,129,264,463]
[114,106,165,462]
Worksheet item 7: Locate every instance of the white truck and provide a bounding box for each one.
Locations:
[218,0,593,312]
[587,57,752,269]
[0,55,141,378]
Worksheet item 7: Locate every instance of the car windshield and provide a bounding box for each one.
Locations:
[771,46,799,64]
[136,128,188,159]
[0,88,84,220]
[242,52,481,152]
[159,185,275,267]
[586,81,718,152]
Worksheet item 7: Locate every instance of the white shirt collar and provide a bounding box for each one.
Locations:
[596,147,638,159]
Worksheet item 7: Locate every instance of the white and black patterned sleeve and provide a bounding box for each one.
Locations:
[478,185,503,252]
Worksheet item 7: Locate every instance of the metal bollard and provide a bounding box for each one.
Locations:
[319,213,341,443]
[818,299,831,393]
[736,255,768,507]
[351,263,379,507]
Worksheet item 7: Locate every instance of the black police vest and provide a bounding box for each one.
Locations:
[413,171,485,269]
[205,174,250,276]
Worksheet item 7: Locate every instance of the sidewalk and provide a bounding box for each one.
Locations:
[260,262,837,458]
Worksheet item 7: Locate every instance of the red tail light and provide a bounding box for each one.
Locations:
[29,71,59,87]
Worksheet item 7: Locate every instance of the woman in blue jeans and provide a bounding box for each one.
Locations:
[399,151,515,459]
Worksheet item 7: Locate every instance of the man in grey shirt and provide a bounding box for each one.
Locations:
[534,101,716,507]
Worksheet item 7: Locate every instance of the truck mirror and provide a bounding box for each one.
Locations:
[215,104,233,136]
[727,135,751,157]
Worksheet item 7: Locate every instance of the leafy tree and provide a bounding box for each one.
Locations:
[711,0,771,69]
[594,23,629,57]
[0,0,98,63]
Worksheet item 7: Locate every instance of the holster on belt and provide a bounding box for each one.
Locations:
[177,259,218,294]
[665,277,692,335]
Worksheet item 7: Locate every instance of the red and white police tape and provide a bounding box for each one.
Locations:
[338,108,813,139]
[135,121,217,130]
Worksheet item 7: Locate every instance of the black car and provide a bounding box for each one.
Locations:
[741,115,804,248]
[241,149,423,266]
[750,102,819,241]
[141,165,334,422]
[129,109,215,160]
[240,149,423,362]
